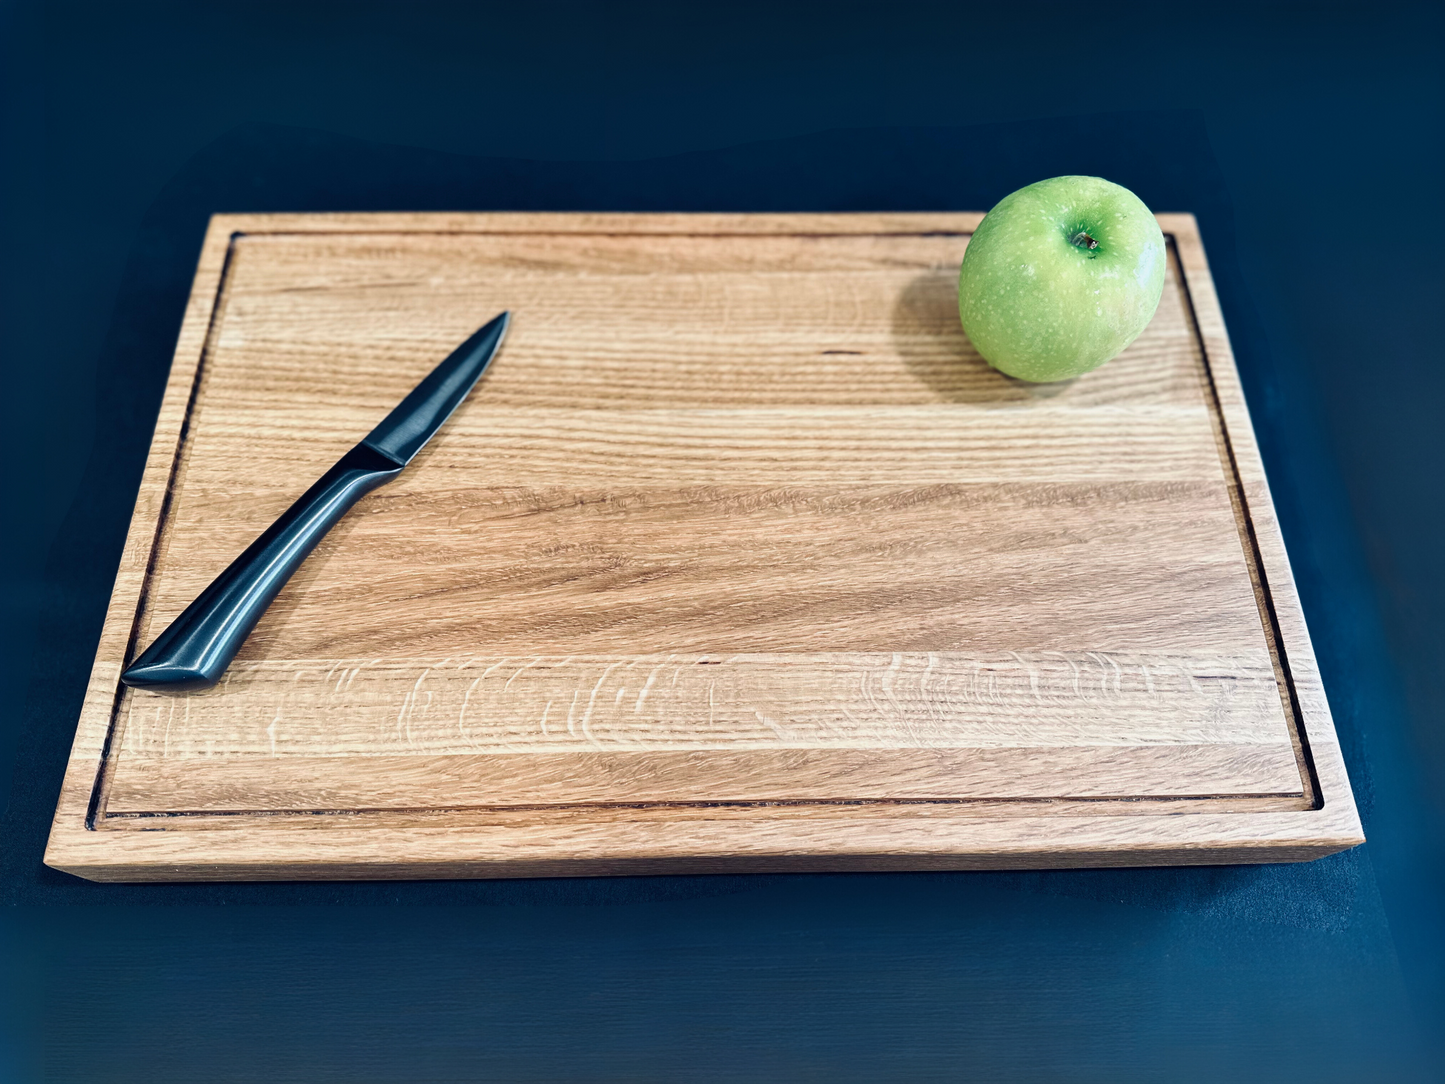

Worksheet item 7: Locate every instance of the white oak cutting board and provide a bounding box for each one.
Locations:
[45,212,1362,880]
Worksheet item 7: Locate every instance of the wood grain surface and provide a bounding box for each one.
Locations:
[45,212,1362,880]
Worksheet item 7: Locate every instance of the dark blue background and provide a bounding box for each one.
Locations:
[2,2,1442,1080]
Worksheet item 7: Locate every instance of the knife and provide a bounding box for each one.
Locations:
[121,311,511,692]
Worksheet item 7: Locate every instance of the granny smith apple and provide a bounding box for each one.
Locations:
[957,176,1165,383]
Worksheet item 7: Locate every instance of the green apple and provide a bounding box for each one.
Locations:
[957,176,1165,383]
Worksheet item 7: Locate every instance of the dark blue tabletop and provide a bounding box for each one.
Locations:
[2,3,1442,1080]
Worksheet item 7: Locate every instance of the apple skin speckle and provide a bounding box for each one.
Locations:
[957,175,1166,383]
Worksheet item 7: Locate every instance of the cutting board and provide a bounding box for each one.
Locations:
[45,212,1362,881]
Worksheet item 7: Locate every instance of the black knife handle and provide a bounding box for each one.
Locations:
[121,443,403,691]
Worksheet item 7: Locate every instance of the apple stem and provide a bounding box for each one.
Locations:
[1071,231,1099,251]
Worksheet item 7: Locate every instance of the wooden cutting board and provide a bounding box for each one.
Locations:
[45,212,1362,881]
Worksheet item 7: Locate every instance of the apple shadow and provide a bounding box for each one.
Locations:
[890,270,1077,403]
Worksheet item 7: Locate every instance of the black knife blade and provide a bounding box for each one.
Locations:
[121,311,510,691]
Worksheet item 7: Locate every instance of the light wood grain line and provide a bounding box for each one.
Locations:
[114,651,1292,758]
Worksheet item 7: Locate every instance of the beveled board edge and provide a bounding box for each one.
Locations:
[44,212,1363,882]
[194,210,990,235]
[1164,214,1359,845]
[46,214,238,867]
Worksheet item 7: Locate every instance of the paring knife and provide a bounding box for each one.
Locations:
[121,311,511,692]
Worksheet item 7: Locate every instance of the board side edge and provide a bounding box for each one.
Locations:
[1170,220,1361,843]
[43,216,240,870]
[42,791,1367,884]
[190,210,989,237]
